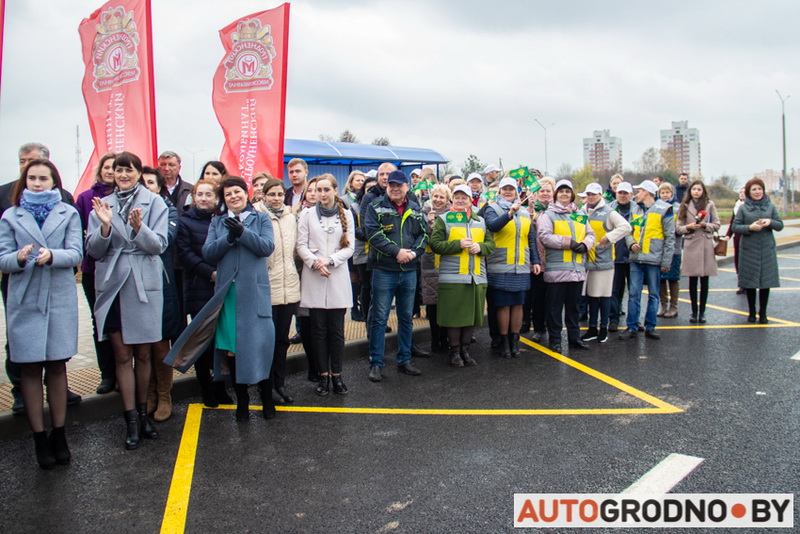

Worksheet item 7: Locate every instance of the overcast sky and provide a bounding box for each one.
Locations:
[1,0,798,190]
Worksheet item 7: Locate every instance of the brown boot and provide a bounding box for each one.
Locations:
[663,280,680,318]
[146,366,157,414]
[657,280,668,317]
[153,362,173,422]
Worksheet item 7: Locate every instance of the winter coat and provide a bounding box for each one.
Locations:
[254,202,301,306]
[364,194,428,272]
[206,211,275,384]
[536,201,595,284]
[296,206,355,309]
[86,187,169,344]
[75,181,114,274]
[676,200,720,277]
[732,197,783,288]
[0,202,83,362]
[160,199,183,340]
[177,205,216,317]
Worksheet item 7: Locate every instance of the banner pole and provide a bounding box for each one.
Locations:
[144,0,158,162]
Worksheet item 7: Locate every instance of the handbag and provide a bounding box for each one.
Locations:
[713,233,729,256]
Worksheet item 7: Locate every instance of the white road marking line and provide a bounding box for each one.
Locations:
[791,350,800,361]
[621,453,704,494]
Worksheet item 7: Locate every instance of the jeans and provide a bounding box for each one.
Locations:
[627,262,661,330]
[369,269,416,366]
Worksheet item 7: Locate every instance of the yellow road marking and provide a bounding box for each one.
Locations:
[161,342,685,532]
[674,298,800,326]
[161,404,203,534]
[518,337,682,413]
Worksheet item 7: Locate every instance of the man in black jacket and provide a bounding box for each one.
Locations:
[158,150,193,210]
[363,171,429,381]
[1,142,80,414]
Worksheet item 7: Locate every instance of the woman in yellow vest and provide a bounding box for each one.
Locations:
[430,184,496,367]
[536,179,595,354]
[485,177,542,357]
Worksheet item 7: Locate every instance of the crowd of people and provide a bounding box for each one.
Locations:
[0,142,785,469]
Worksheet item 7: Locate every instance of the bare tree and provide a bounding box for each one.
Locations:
[372,137,391,146]
[318,134,335,142]
[338,129,359,143]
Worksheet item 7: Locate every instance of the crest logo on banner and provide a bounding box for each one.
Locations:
[90,6,141,91]
[223,18,276,92]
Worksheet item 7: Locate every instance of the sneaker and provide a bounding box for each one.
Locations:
[608,321,619,332]
[618,328,638,340]
[581,327,598,342]
[597,328,609,343]
[645,329,661,340]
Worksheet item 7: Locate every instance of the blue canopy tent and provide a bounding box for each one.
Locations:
[282,139,449,188]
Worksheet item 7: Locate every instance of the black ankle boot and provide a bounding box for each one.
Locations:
[123,410,140,450]
[332,375,348,394]
[49,427,70,465]
[234,384,250,421]
[501,334,511,358]
[214,382,234,405]
[137,403,158,439]
[316,375,331,396]
[34,431,56,469]
[259,383,276,420]
[510,333,520,357]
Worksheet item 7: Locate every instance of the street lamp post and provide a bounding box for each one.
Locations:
[776,91,790,215]
[534,119,555,175]
[184,147,205,181]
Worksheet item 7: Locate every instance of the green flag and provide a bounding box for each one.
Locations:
[508,167,529,180]
[524,175,541,193]
[603,191,614,202]
[569,212,588,225]
[445,211,468,223]
[413,180,434,192]
[630,216,644,227]
[483,191,497,201]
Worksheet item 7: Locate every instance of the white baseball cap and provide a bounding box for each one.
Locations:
[616,182,633,194]
[498,177,518,190]
[411,168,421,176]
[365,169,378,178]
[452,184,472,198]
[634,180,658,195]
[483,164,501,174]
[578,182,603,197]
[467,172,484,183]
[555,179,574,191]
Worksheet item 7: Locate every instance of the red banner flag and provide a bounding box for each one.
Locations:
[75,0,157,196]
[212,4,290,190]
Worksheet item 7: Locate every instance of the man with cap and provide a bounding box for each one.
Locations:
[607,182,643,331]
[578,183,631,343]
[619,180,675,340]
[483,164,501,186]
[363,170,429,381]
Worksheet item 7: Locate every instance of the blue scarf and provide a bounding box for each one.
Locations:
[20,189,60,228]
[495,196,515,210]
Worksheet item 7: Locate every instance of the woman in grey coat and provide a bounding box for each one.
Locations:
[732,177,783,323]
[0,160,82,468]
[86,152,169,450]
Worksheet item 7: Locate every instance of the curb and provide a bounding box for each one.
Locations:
[0,327,426,439]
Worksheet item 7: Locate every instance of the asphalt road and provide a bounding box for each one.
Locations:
[2,248,800,533]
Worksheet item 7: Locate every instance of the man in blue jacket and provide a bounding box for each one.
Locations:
[363,170,429,381]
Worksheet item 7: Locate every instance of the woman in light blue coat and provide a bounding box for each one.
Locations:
[0,160,82,468]
[86,152,169,450]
